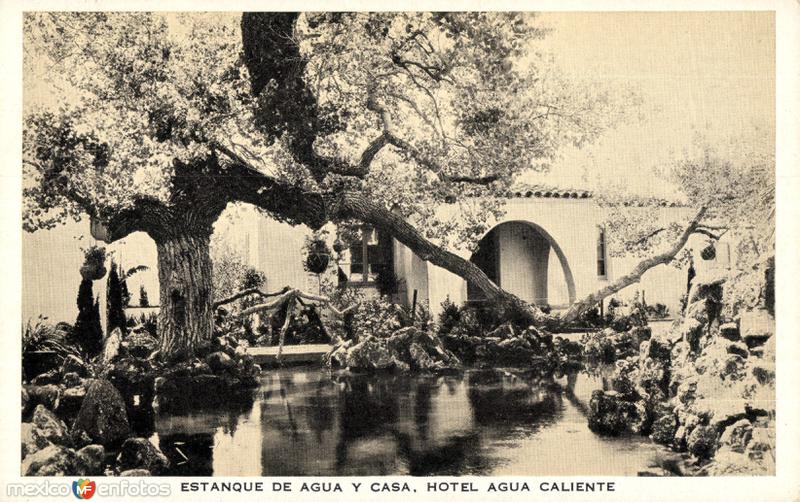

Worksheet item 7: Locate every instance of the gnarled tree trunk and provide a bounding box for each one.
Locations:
[155,231,214,357]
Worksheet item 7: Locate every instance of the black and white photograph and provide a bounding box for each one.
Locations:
[3,2,800,500]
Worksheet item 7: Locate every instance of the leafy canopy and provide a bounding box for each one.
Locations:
[24,12,629,247]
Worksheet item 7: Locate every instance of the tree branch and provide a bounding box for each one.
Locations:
[562,206,708,323]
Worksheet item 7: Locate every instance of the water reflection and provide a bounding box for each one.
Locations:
[153,366,664,476]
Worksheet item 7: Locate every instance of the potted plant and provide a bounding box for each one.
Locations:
[304,237,331,275]
[80,245,108,281]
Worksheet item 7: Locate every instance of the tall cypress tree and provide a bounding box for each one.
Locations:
[73,278,103,355]
[106,261,127,334]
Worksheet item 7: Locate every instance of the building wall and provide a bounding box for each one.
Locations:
[395,198,607,315]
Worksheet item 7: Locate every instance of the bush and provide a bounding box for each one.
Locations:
[437,297,462,335]
[23,317,76,355]
[646,303,670,319]
[106,261,127,335]
[73,278,103,355]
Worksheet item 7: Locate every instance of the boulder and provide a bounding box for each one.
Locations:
[409,342,438,371]
[21,422,51,459]
[740,309,774,348]
[719,322,740,341]
[62,372,83,388]
[725,341,749,359]
[204,351,236,373]
[102,328,123,363]
[75,444,105,475]
[31,368,61,386]
[125,332,158,358]
[750,361,775,385]
[21,387,29,416]
[745,427,773,461]
[120,468,151,476]
[345,337,394,370]
[650,413,677,445]
[59,386,87,419]
[24,384,61,412]
[71,379,130,447]
[719,419,753,453]
[61,355,90,377]
[116,437,170,475]
[687,425,718,460]
[679,318,704,351]
[21,445,77,476]
[588,390,638,436]
[32,404,71,446]
[706,448,759,475]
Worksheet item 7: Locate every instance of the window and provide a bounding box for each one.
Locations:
[343,226,392,284]
[597,227,607,277]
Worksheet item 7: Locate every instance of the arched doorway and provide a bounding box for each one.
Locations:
[467,221,576,308]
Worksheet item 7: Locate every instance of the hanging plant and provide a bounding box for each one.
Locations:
[80,245,108,281]
[304,237,331,275]
[700,243,716,261]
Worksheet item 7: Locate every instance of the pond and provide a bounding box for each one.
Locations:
[151,366,671,476]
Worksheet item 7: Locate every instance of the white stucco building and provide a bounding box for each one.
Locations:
[24,185,729,324]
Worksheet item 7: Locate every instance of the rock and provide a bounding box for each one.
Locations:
[588,390,638,436]
[650,413,677,445]
[751,361,775,385]
[71,379,130,447]
[62,372,83,388]
[719,322,740,341]
[31,368,61,386]
[726,341,749,359]
[687,425,718,460]
[745,427,773,461]
[21,445,77,476]
[21,423,52,459]
[61,355,90,377]
[75,444,105,475]
[719,419,753,453]
[706,448,759,475]
[59,386,87,418]
[740,309,774,348]
[116,438,169,475]
[103,328,123,363]
[32,404,71,446]
[21,387,29,415]
[120,468,151,476]
[680,318,704,351]
[345,337,394,370]
[642,337,672,363]
[125,332,158,358]
[204,351,236,372]
[409,342,438,371]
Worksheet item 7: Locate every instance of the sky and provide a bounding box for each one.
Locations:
[521,11,775,198]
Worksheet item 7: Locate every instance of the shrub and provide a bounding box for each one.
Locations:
[646,303,670,319]
[106,261,127,334]
[23,317,80,359]
[437,297,462,335]
[374,265,400,296]
[73,278,103,355]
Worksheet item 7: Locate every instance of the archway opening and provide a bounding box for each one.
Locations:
[467,221,576,309]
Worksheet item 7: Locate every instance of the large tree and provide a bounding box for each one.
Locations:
[23,12,630,357]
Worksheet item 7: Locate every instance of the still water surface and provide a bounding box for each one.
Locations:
[152,367,666,476]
